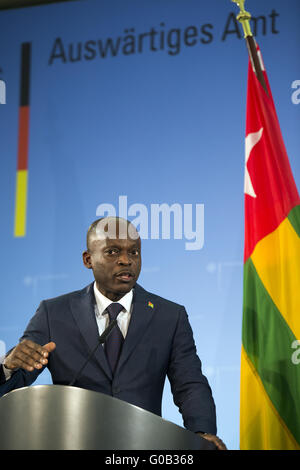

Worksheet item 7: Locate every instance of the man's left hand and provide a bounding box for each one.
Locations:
[197,432,227,450]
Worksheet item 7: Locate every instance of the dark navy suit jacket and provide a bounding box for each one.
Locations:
[0,283,216,434]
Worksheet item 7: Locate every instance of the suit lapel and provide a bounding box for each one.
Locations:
[70,283,112,380]
[116,284,156,373]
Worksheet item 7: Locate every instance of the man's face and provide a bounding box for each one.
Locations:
[83,230,141,301]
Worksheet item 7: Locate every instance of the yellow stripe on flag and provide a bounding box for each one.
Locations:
[14,169,28,237]
[251,217,300,340]
[240,346,300,450]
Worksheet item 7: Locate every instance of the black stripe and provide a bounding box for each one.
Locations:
[1,1,78,11]
[19,42,31,107]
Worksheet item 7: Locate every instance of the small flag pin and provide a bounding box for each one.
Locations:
[148,301,154,309]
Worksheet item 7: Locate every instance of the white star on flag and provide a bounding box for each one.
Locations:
[244,128,264,198]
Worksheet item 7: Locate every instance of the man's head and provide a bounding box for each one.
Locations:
[82,217,141,301]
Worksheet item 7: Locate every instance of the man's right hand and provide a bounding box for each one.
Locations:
[3,340,56,372]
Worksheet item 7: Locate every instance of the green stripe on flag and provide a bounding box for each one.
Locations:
[288,205,300,238]
[243,257,300,445]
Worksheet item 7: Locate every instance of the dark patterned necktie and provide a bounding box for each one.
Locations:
[105,303,124,374]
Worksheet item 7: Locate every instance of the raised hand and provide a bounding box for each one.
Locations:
[3,340,56,372]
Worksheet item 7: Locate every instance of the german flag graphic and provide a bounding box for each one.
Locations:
[14,42,31,237]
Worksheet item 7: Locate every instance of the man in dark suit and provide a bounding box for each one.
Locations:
[0,217,226,449]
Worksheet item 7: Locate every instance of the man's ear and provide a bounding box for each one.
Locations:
[82,250,92,269]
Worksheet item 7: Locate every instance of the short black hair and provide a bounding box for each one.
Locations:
[86,218,104,251]
[86,217,140,251]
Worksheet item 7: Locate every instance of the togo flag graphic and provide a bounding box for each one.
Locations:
[240,44,300,450]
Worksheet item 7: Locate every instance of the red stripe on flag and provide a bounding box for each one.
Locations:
[244,61,300,261]
[17,106,30,171]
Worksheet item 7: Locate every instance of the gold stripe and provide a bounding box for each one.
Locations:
[251,217,300,340]
[14,170,28,237]
[240,346,300,450]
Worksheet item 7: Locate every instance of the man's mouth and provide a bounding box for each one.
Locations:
[115,271,134,282]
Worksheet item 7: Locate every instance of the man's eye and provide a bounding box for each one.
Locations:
[106,249,118,255]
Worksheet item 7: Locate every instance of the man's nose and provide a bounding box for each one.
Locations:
[117,252,131,265]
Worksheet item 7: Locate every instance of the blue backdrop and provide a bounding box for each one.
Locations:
[0,0,299,449]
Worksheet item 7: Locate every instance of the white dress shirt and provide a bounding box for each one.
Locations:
[93,282,133,340]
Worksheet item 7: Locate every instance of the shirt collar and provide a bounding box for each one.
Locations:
[93,281,133,316]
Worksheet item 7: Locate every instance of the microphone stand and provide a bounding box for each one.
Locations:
[69,319,117,387]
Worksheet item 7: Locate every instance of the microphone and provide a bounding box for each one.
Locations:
[68,319,117,387]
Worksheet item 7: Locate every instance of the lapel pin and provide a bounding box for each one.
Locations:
[148,301,154,309]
